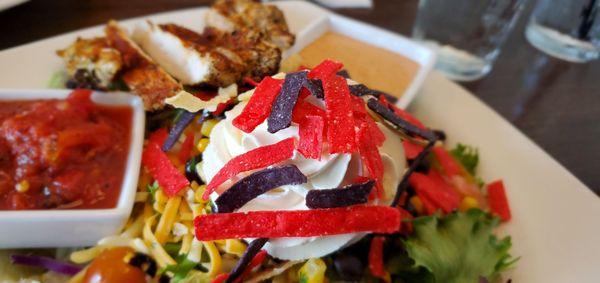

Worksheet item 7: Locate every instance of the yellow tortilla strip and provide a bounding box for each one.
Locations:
[165,84,237,112]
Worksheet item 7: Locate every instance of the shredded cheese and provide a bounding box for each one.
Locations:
[155,196,182,244]
[67,267,88,283]
[154,189,168,213]
[135,191,149,202]
[70,246,104,264]
[143,214,176,268]
[245,261,303,283]
[202,241,222,277]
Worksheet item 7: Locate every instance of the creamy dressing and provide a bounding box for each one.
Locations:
[299,32,419,100]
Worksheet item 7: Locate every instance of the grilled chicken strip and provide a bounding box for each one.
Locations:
[205,0,295,50]
[132,21,280,86]
[105,20,182,110]
[56,37,122,90]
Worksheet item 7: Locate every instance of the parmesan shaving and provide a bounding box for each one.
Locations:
[165,84,237,112]
[172,222,189,237]
[187,239,204,263]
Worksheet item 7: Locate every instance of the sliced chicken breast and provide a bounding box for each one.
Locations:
[56,37,122,90]
[105,20,182,110]
[133,21,280,87]
[206,0,295,50]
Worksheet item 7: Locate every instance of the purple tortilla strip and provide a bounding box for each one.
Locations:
[225,238,268,283]
[349,84,397,104]
[268,71,308,133]
[337,69,351,79]
[215,165,307,213]
[306,180,374,209]
[162,110,201,151]
[391,137,436,207]
[366,98,435,141]
[305,78,324,99]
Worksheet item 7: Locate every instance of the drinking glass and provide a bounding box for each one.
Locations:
[412,0,527,81]
[525,0,599,63]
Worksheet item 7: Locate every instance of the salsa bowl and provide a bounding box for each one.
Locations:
[0,89,145,248]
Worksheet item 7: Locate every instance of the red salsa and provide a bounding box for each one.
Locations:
[0,89,132,210]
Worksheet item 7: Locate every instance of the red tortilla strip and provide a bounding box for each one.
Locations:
[142,142,190,197]
[232,77,284,133]
[298,115,324,160]
[308,59,343,80]
[356,121,385,198]
[323,75,357,154]
[194,205,402,240]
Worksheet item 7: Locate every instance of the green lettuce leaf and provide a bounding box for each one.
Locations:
[161,254,207,283]
[450,144,479,175]
[404,209,516,283]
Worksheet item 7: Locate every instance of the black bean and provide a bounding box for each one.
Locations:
[185,154,204,185]
[333,253,364,281]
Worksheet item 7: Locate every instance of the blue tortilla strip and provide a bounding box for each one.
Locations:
[267,71,308,133]
[392,138,436,207]
[225,238,268,283]
[306,180,374,209]
[305,78,324,99]
[367,98,435,141]
[215,165,308,213]
[337,69,351,79]
[162,110,201,151]
[349,84,398,104]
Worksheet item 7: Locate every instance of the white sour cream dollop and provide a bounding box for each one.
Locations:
[201,101,406,260]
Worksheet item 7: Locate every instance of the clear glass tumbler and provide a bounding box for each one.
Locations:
[412,0,527,81]
[525,0,599,63]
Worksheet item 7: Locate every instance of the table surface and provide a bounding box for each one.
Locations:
[0,0,598,195]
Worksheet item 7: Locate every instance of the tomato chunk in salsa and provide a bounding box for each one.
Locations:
[0,89,132,210]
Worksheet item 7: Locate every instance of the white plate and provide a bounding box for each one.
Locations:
[0,1,598,282]
[0,0,27,12]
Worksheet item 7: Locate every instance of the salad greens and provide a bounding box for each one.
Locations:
[161,254,206,283]
[450,144,479,175]
[404,209,516,283]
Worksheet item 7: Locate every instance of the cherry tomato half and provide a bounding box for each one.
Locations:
[83,247,147,283]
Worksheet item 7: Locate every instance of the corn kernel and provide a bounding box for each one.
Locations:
[201,119,219,137]
[410,196,423,215]
[298,258,326,283]
[224,239,247,257]
[459,196,479,212]
[196,138,210,153]
[15,181,29,193]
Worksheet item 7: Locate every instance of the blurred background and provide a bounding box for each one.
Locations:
[0,0,598,195]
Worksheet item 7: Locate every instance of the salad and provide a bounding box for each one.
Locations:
[6,59,516,283]
[2,1,516,282]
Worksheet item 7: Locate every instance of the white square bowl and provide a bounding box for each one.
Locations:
[0,89,145,248]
